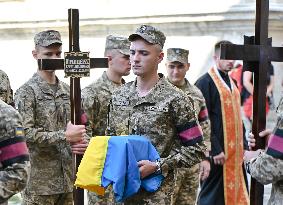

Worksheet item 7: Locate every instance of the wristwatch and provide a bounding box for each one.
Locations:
[155,160,162,174]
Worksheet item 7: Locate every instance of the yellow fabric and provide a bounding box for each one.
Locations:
[74,136,111,195]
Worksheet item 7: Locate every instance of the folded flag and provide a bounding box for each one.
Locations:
[75,135,164,202]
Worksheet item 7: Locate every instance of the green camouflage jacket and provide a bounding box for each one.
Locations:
[14,73,73,195]
[169,78,211,151]
[82,71,124,137]
[249,96,283,205]
[107,74,206,204]
[0,70,13,105]
[0,100,30,203]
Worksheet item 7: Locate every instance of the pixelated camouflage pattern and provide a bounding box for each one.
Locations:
[249,96,283,205]
[167,78,211,205]
[173,78,211,151]
[0,70,13,105]
[0,100,30,204]
[277,96,283,119]
[129,25,166,48]
[105,35,130,55]
[87,185,122,205]
[82,71,124,205]
[82,71,125,137]
[107,74,206,204]
[22,190,73,205]
[14,73,73,196]
[166,48,189,64]
[34,30,62,47]
[171,165,199,205]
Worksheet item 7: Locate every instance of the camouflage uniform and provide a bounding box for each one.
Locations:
[166,48,211,150]
[249,97,283,205]
[82,35,130,205]
[83,71,125,136]
[0,100,30,205]
[82,72,124,205]
[14,30,73,205]
[82,35,130,138]
[14,73,73,204]
[107,74,206,205]
[166,48,211,205]
[0,69,13,105]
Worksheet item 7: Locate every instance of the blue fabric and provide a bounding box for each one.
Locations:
[141,173,165,192]
[100,135,163,202]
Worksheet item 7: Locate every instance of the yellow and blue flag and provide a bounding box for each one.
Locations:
[75,135,164,202]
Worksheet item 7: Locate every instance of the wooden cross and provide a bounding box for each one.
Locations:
[220,0,283,204]
[38,9,108,205]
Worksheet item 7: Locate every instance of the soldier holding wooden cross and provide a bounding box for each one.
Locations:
[15,30,88,205]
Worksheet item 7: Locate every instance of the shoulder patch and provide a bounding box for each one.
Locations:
[15,127,24,137]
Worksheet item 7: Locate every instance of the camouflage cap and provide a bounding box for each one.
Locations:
[34,30,62,47]
[105,35,130,55]
[167,48,189,64]
[128,25,166,48]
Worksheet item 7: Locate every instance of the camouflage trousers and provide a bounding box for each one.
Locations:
[88,186,123,205]
[22,191,73,205]
[173,165,199,205]
[124,164,200,205]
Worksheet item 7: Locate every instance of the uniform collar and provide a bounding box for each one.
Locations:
[101,71,125,91]
[167,77,189,91]
[33,72,66,97]
[129,73,166,106]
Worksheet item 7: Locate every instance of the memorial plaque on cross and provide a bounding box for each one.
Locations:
[220,0,283,205]
[38,9,108,205]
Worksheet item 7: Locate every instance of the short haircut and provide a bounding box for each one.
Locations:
[214,40,233,54]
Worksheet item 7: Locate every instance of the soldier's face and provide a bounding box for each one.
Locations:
[166,61,189,85]
[33,44,62,60]
[33,44,62,73]
[130,39,164,77]
[109,50,131,76]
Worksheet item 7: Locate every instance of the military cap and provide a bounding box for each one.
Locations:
[34,30,62,47]
[105,35,130,55]
[128,25,166,48]
[167,48,189,64]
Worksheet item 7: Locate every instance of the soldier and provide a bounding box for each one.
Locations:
[0,69,13,105]
[82,34,131,205]
[244,95,283,205]
[0,99,30,204]
[14,30,87,205]
[107,24,206,204]
[165,48,211,205]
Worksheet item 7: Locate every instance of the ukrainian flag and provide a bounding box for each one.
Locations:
[75,135,164,202]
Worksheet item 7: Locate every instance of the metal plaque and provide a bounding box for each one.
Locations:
[64,52,90,78]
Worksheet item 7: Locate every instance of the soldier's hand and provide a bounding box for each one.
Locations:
[213,152,225,165]
[248,129,271,150]
[259,129,272,146]
[199,160,210,181]
[71,139,88,155]
[138,160,157,179]
[248,132,256,150]
[65,121,86,143]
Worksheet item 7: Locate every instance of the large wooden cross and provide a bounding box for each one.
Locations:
[220,0,283,204]
[38,9,108,205]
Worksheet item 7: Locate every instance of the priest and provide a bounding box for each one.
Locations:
[195,41,249,205]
